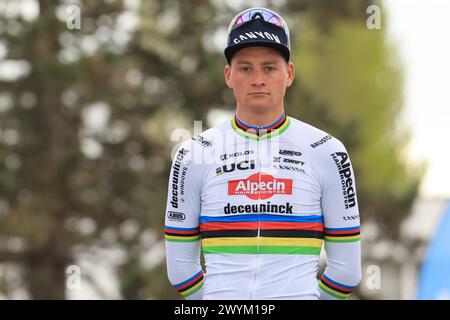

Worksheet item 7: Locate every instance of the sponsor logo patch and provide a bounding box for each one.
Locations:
[167,211,186,222]
[279,149,302,157]
[311,135,332,148]
[180,167,188,196]
[273,164,305,173]
[273,157,304,165]
[192,135,214,148]
[331,152,356,209]
[228,172,293,200]
[216,160,255,175]
[224,202,293,214]
[220,150,254,161]
[232,31,281,45]
[170,148,189,209]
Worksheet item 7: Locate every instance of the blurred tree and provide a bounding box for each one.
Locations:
[0,0,422,299]
[286,0,422,240]
[285,0,423,298]
[0,0,185,298]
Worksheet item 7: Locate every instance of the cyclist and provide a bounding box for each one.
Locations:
[164,7,361,300]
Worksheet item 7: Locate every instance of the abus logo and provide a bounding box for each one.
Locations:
[228,172,293,200]
[167,211,186,222]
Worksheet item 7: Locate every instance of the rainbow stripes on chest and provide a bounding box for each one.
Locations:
[164,217,361,250]
[199,214,324,254]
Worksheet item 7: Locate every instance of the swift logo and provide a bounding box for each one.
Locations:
[228,173,292,200]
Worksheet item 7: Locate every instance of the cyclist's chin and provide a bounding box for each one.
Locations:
[243,101,275,113]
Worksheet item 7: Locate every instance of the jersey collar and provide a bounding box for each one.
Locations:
[231,112,290,140]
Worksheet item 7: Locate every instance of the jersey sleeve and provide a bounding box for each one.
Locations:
[315,139,362,300]
[164,141,206,300]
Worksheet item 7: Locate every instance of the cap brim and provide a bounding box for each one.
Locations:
[224,41,290,64]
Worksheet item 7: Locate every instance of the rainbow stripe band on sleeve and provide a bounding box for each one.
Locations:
[173,270,204,298]
[324,226,360,243]
[319,274,356,299]
[164,226,200,242]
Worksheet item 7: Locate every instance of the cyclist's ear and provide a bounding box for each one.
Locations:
[224,64,233,88]
[286,61,295,88]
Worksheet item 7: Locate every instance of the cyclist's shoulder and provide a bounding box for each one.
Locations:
[172,119,229,165]
[287,116,345,152]
[190,119,229,150]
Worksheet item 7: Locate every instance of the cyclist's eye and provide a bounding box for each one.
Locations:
[265,66,276,72]
[240,66,251,72]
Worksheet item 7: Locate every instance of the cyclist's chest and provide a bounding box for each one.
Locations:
[200,142,321,214]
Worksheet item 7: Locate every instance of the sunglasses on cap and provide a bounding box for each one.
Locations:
[226,7,291,50]
[224,7,291,64]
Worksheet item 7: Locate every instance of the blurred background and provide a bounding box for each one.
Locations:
[0,0,448,299]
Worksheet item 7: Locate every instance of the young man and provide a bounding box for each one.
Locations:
[164,7,362,300]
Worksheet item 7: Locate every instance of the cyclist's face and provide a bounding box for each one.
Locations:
[225,46,294,114]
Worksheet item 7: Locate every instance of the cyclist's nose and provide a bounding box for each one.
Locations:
[251,69,266,87]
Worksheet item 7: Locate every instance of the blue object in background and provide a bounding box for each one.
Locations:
[417,200,450,299]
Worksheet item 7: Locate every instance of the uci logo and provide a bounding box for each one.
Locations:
[216,160,255,175]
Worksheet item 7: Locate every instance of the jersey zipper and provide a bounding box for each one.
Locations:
[250,137,262,299]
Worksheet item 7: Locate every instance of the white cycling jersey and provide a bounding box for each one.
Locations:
[164,114,361,300]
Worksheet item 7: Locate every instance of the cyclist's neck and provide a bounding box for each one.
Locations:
[235,110,286,129]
